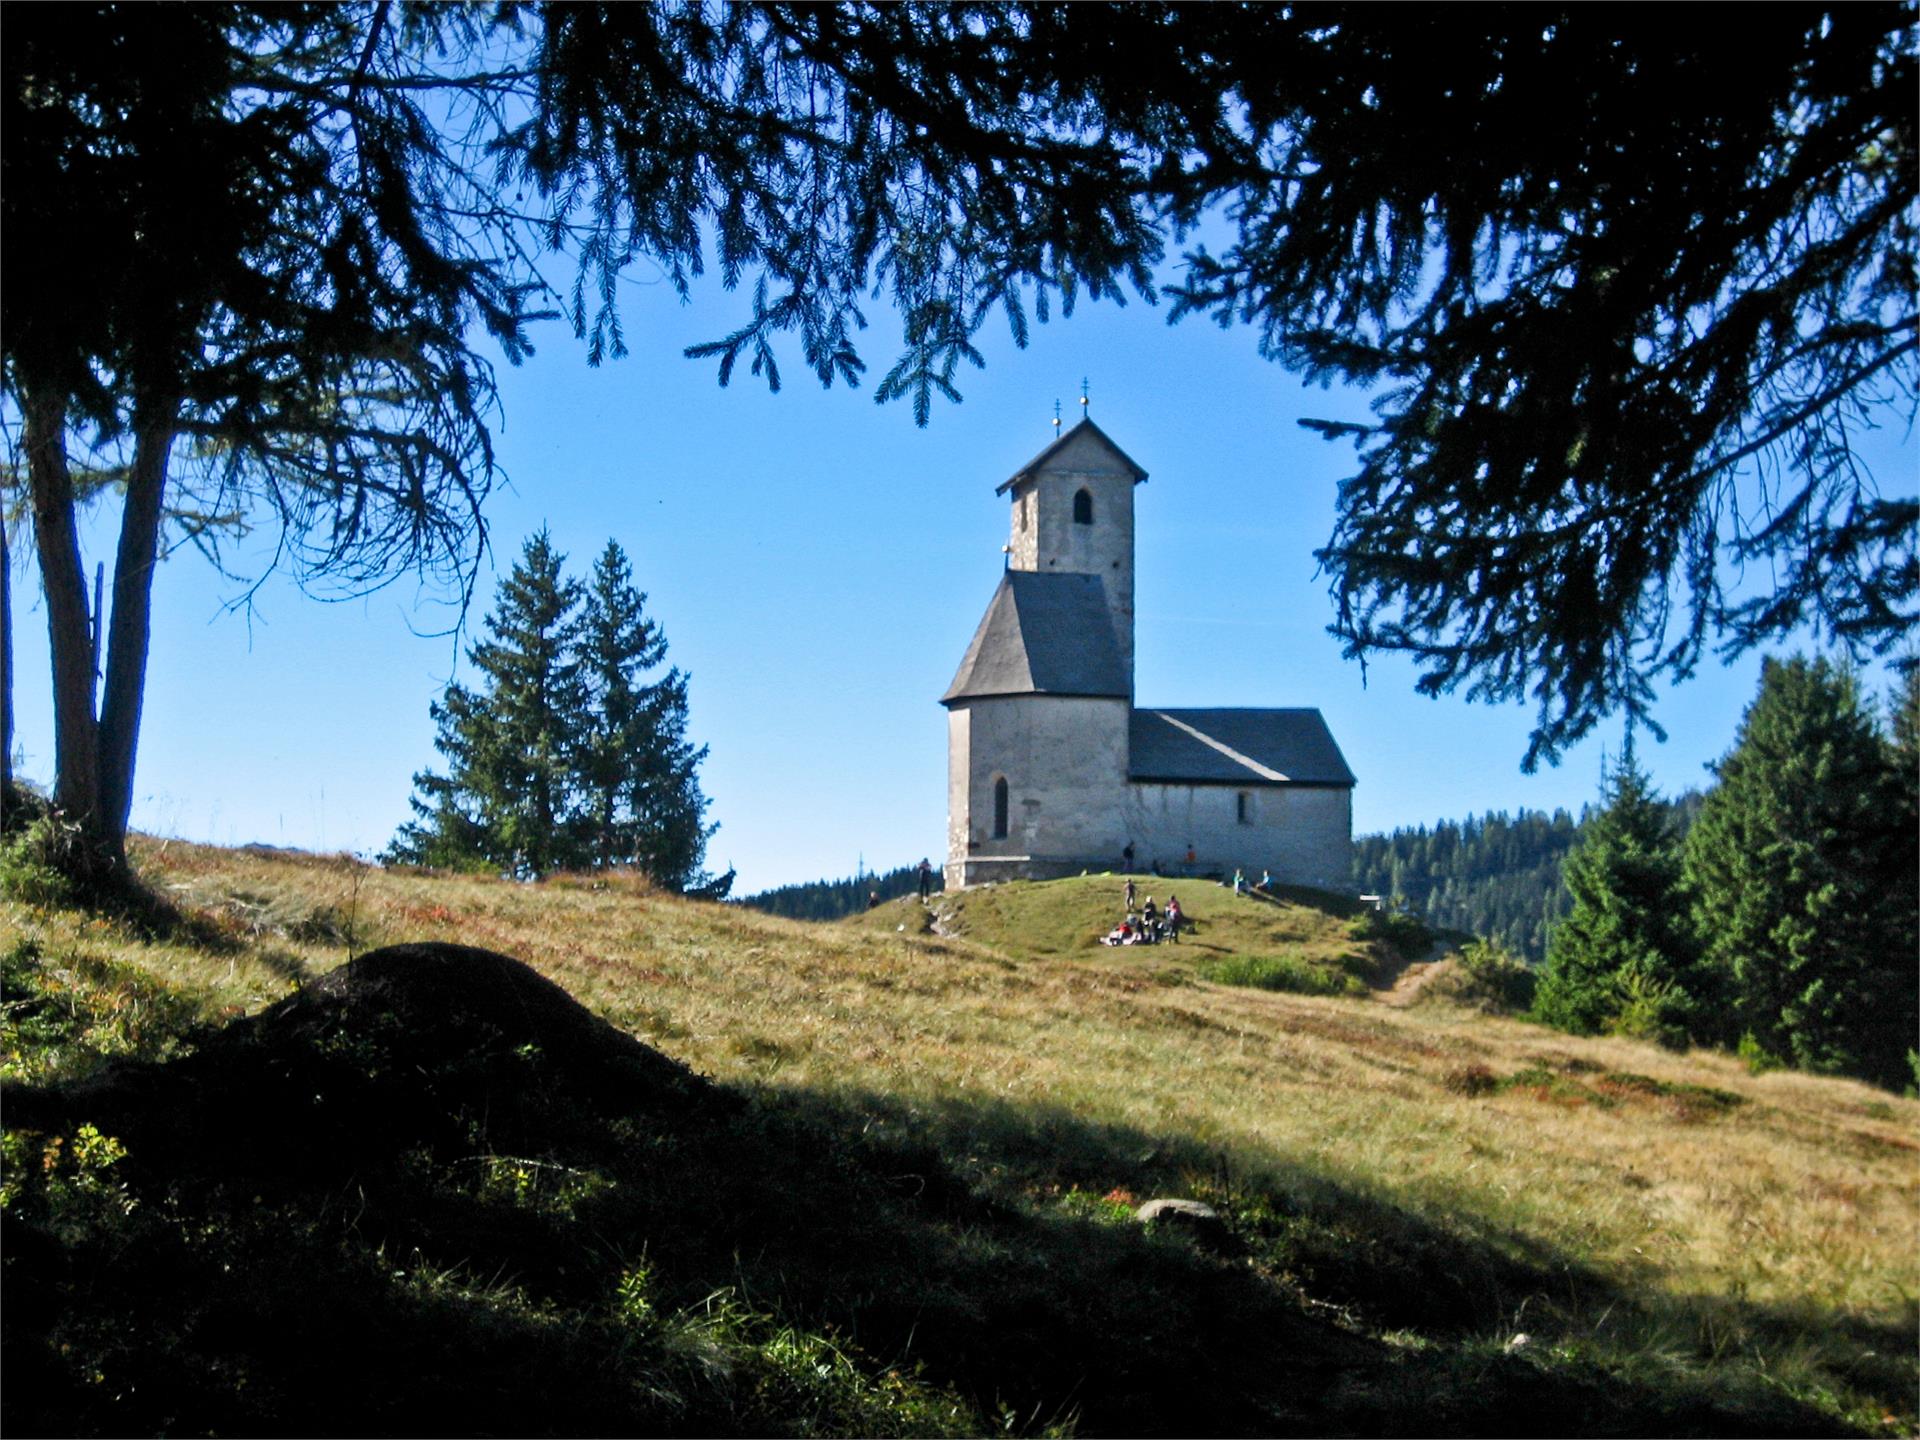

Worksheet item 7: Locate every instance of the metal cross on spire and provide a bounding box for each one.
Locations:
[1051,399,1061,438]
[1080,377,1090,415]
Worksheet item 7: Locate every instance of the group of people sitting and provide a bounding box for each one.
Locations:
[1102,880,1183,946]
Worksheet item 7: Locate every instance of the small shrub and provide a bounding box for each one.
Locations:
[615,1263,657,1325]
[0,936,201,1085]
[0,779,51,838]
[0,814,84,907]
[1500,1061,1594,1105]
[1738,1032,1785,1075]
[0,1123,137,1244]
[1445,939,1537,1013]
[1354,906,1432,961]
[1603,964,1691,1050]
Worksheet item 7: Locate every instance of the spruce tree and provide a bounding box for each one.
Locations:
[576,542,726,894]
[576,542,667,869]
[388,531,588,878]
[1533,738,1692,1038]
[389,534,727,895]
[1682,656,1914,1087]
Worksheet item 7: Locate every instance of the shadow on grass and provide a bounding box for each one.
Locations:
[763,1084,1900,1437]
[1,943,1893,1437]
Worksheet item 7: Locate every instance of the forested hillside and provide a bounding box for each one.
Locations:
[739,862,940,920]
[1355,796,1704,961]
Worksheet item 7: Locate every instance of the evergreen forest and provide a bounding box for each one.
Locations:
[740,862,941,921]
[1353,795,1706,963]
[1528,659,1917,1091]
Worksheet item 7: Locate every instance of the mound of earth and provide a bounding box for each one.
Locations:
[252,941,708,1095]
[6,942,721,1187]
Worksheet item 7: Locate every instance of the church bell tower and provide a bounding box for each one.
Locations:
[997,417,1146,692]
[939,417,1149,889]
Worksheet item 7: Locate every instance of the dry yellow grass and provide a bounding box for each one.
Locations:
[6,839,1915,1407]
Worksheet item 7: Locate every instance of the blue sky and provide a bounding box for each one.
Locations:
[8,267,1914,894]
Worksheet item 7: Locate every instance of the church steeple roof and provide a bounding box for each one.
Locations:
[941,571,1129,704]
[994,417,1149,496]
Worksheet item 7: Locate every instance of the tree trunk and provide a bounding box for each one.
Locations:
[97,394,179,851]
[22,386,104,831]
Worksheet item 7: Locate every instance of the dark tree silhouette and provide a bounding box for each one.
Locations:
[1165,5,1916,766]
[4,6,519,877]
[7,3,1912,886]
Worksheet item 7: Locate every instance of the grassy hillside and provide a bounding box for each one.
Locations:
[3,841,1915,1436]
[868,871,1378,964]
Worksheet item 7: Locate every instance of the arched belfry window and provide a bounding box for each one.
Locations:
[1072,488,1093,525]
[992,776,1010,839]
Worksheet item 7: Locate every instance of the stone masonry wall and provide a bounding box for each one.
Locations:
[1006,428,1137,690]
[1120,781,1352,891]
[945,695,1131,889]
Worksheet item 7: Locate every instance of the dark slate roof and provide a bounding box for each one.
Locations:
[994,417,1149,495]
[1129,708,1355,787]
[942,571,1129,704]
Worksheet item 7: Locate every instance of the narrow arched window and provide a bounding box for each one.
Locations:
[993,777,1010,839]
[1237,790,1252,824]
[1072,488,1093,525]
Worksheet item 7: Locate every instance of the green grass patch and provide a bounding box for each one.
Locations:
[1,935,205,1086]
[924,872,1383,977]
[1199,952,1368,998]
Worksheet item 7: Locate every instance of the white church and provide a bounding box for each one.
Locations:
[942,417,1355,891]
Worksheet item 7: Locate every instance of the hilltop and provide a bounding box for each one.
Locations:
[3,841,1914,1436]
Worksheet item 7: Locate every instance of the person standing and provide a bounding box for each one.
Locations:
[917,857,934,901]
[1125,877,1137,910]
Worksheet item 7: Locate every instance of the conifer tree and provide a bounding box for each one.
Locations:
[576,542,725,894]
[388,534,727,894]
[1890,668,1920,1091]
[13,6,1912,889]
[1533,738,1693,1038]
[1682,656,1914,1087]
[388,531,587,879]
